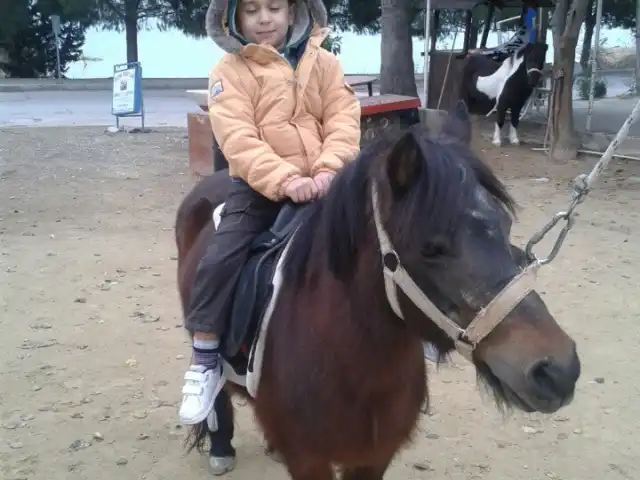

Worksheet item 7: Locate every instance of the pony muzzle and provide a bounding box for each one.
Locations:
[526,67,544,86]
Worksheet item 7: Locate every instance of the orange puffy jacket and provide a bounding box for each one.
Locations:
[205,0,361,201]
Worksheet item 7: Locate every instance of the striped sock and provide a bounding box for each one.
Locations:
[193,338,220,369]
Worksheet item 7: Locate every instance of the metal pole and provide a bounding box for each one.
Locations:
[140,63,145,130]
[585,0,603,132]
[423,0,432,109]
[55,39,62,81]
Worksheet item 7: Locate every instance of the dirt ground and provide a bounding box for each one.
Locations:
[1,126,639,480]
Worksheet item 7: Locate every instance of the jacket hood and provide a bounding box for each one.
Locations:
[206,0,328,53]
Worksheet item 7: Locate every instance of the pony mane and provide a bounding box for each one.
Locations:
[283,126,516,287]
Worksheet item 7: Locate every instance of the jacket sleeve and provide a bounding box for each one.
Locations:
[312,53,362,176]
[207,60,301,201]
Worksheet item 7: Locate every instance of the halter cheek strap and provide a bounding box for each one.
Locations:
[371,183,539,361]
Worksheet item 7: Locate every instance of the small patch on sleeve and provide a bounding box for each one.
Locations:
[209,80,224,100]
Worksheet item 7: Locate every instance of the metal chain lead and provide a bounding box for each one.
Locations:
[524,184,583,266]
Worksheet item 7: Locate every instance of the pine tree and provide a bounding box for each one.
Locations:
[1,1,91,78]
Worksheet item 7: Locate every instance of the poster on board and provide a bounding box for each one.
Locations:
[112,63,142,117]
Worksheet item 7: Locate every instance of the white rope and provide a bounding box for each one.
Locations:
[543,76,555,160]
[526,98,640,264]
[437,28,459,111]
[577,98,640,193]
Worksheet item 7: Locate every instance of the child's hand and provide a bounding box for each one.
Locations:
[284,177,318,203]
[313,172,336,197]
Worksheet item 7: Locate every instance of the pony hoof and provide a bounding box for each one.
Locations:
[510,138,520,145]
[208,455,236,476]
[265,447,284,464]
[492,139,502,147]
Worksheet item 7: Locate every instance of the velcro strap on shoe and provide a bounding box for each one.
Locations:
[184,370,206,382]
[182,383,203,395]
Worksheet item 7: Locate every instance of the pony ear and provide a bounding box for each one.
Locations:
[439,100,472,145]
[385,129,422,195]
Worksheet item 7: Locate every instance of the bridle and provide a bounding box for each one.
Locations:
[526,67,544,88]
[371,183,539,361]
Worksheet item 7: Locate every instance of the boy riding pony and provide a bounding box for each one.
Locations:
[179,0,361,426]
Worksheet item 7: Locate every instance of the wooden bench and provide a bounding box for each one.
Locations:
[359,94,421,148]
[186,93,421,177]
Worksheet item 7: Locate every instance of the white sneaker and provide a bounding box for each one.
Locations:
[179,364,224,425]
[209,455,236,476]
[423,342,442,363]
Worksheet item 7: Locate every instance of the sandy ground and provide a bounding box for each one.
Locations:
[1,126,639,480]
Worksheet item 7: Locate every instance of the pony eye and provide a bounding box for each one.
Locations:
[421,242,449,258]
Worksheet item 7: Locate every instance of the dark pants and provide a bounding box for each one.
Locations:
[185,178,281,335]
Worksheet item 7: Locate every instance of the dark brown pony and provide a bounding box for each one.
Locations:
[175,102,580,479]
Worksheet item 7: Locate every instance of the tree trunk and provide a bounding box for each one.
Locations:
[125,21,138,63]
[468,23,479,50]
[124,0,138,63]
[549,0,590,162]
[539,8,550,43]
[380,0,418,96]
[579,0,595,70]
[579,23,593,71]
[549,56,578,160]
[0,47,7,76]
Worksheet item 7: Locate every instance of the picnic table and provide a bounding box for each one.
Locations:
[346,75,377,97]
[185,75,379,112]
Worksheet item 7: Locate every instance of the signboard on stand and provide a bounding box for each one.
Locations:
[112,62,145,130]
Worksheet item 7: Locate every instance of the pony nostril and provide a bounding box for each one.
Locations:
[527,359,568,399]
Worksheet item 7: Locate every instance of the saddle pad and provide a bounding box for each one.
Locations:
[211,200,296,397]
[244,234,295,397]
[217,231,295,397]
[212,202,224,229]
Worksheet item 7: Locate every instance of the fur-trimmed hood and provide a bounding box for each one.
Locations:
[206,0,328,53]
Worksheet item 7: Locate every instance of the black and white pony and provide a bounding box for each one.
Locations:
[459,42,547,147]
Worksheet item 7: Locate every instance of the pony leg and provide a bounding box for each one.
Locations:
[492,106,506,147]
[208,388,237,475]
[284,461,334,480]
[509,106,523,145]
[276,450,333,480]
[265,444,285,464]
[492,122,502,147]
[508,125,520,145]
[341,459,392,479]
